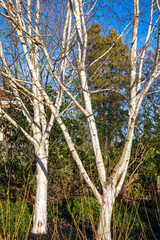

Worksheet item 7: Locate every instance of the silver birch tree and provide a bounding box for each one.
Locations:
[0,0,72,234]
[0,0,160,239]
[44,0,160,239]
[42,0,160,239]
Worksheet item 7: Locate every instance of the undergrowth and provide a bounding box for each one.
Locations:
[0,195,159,240]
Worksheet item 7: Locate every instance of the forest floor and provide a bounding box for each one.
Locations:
[25,223,160,240]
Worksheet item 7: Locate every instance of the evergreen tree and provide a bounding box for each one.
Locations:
[87,24,130,150]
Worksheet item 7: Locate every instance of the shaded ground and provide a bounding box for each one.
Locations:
[27,222,93,240]
[26,231,160,240]
[22,223,160,240]
[1,198,159,240]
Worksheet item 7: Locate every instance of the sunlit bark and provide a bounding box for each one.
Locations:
[0,0,71,234]
[0,0,160,239]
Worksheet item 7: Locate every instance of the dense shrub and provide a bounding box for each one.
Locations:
[48,196,100,226]
[112,201,160,233]
[0,200,32,237]
[49,197,160,234]
[67,196,100,225]
[0,145,36,202]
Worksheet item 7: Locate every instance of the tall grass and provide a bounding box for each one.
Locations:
[0,174,33,240]
[0,184,160,239]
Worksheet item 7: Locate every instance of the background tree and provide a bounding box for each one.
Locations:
[87,24,130,151]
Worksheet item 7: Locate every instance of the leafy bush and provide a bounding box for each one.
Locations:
[0,200,32,237]
[0,145,36,202]
[112,201,142,232]
[138,206,160,232]
[112,201,160,233]
[67,196,100,225]
[49,196,160,234]
[48,196,100,226]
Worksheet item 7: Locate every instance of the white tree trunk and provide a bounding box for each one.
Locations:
[31,142,48,234]
[97,188,114,240]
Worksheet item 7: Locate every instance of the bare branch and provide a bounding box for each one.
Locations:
[156,0,160,14]
[0,107,37,146]
[0,40,33,124]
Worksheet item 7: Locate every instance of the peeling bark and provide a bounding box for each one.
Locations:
[31,142,48,234]
[97,188,114,240]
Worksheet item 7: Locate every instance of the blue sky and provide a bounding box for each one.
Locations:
[89,0,159,51]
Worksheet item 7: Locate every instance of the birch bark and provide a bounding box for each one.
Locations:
[97,187,114,240]
[0,0,75,234]
[0,0,160,239]
[56,1,160,240]
[31,141,49,234]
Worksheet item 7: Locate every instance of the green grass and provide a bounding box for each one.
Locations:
[0,196,160,239]
[0,199,32,239]
[48,196,160,239]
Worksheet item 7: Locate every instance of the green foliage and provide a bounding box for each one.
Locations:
[49,195,160,235]
[67,196,100,226]
[48,119,101,200]
[48,196,100,226]
[0,200,32,237]
[113,201,142,232]
[48,122,80,200]
[87,24,130,149]
[0,145,36,201]
[113,201,160,234]
[0,197,159,238]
